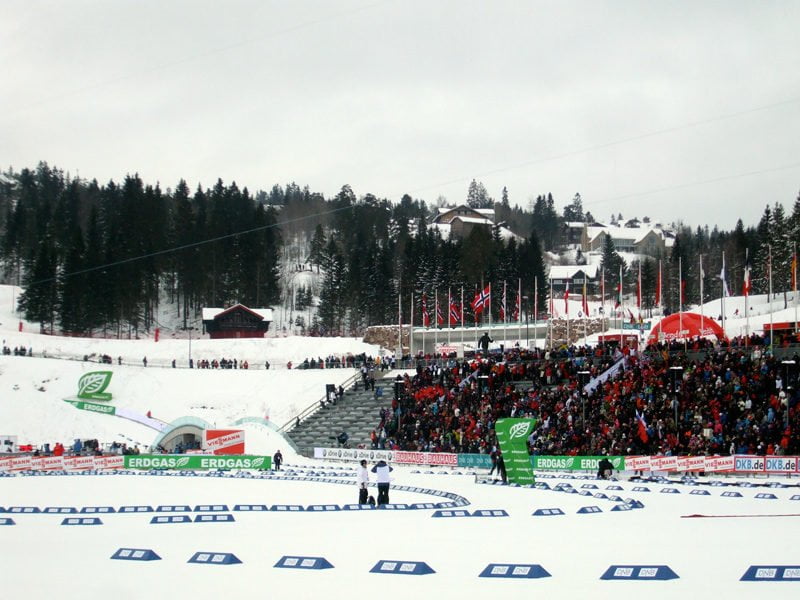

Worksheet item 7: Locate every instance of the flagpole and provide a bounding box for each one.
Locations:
[791,242,798,333]
[503,280,507,350]
[461,286,465,351]
[679,256,685,349]
[657,260,662,340]
[447,288,452,345]
[565,280,570,347]
[584,275,588,345]
[769,245,774,354]
[434,290,439,353]
[534,275,538,350]
[699,254,704,336]
[722,251,728,341]
[601,267,606,334]
[518,277,522,348]
[745,248,750,342]
[398,289,402,358]
[549,276,554,350]
[409,292,414,360]
[618,265,623,334]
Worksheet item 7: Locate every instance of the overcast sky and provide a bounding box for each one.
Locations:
[2,0,799,229]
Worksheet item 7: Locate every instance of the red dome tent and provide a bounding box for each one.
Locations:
[647,312,727,344]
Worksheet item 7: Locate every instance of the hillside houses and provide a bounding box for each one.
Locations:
[563,219,674,258]
[429,204,521,241]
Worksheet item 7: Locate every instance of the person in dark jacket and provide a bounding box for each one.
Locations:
[273,449,283,471]
[478,333,493,353]
[597,457,613,479]
[371,460,394,505]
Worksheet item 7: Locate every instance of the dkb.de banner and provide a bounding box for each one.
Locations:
[494,418,536,485]
[123,454,271,470]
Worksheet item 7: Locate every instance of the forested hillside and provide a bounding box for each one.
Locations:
[0,162,797,336]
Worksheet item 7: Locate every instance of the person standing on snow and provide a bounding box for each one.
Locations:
[273,449,283,471]
[357,459,370,504]
[371,459,393,505]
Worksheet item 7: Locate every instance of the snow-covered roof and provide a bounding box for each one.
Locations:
[549,264,599,280]
[202,305,273,321]
[452,215,493,225]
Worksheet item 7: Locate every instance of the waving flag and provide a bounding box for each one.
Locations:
[582,279,589,316]
[719,253,730,297]
[564,281,570,315]
[636,410,649,443]
[471,284,491,316]
[449,296,461,326]
[436,296,444,327]
[499,281,507,321]
[743,251,751,297]
[421,294,430,327]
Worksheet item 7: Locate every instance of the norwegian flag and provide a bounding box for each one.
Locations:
[614,280,622,309]
[513,289,521,321]
[471,284,491,316]
[421,294,430,327]
[564,281,570,315]
[436,298,444,327]
[743,257,751,297]
[636,410,649,443]
[449,297,461,326]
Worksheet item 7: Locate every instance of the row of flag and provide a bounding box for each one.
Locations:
[415,246,798,328]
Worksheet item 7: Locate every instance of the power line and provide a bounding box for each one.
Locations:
[403,96,800,197]
[30,202,354,286]
[585,161,800,207]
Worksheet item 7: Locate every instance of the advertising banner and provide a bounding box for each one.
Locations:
[10,456,32,471]
[63,399,117,415]
[457,454,493,469]
[627,455,651,471]
[123,454,271,470]
[495,418,536,485]
[764,456,798,474]
[704,455,735,472]
[203,429,246,455]
[314,447,394,463]
[734,455,765,473]
[76,371,114,401]
[676,456,707,472]
[393,451,458,466]
[650,455,679,472]
[531,455,626,472]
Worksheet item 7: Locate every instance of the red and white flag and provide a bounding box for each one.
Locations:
[471,284,491,316]
[582,279,589,316]
[421,294,430,327]
[636,411,648,443]
[564,281,570,315]
[449,295,461,326]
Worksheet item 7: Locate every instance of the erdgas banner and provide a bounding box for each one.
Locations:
[531,455,626,471]
[123,454,272,470]
[494,418,536,485]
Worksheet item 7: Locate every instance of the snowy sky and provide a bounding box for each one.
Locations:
[2,1,800,229]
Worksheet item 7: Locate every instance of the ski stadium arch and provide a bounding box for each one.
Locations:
[647,312,727,344]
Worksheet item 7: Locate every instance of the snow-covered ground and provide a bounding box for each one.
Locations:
[3,467,800,599]
[2,284,800,599]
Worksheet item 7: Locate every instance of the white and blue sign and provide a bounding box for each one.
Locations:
[111,548,161,561]
[61,517,102,525]
[600,565,679,580]
[479,564,551,579]
[275,556,334,570]
[151,515,192,524]
[741,566,800,581]
[370,560,435,575]
[188,552,241,565]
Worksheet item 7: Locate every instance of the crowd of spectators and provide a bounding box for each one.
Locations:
[369,340,800,459]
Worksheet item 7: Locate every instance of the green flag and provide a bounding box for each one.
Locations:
[494,418,536,484]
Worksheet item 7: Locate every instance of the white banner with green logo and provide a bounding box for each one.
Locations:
[494,418,536,485]
[531,455,626,471]
[123,454,272,470]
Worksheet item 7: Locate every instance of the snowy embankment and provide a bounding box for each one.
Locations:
[0,284,381,459]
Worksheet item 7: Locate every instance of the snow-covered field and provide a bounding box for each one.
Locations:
[2,283,800,599]
[3,468,800,599]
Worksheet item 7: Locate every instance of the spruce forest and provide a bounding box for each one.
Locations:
[0,162,798,337]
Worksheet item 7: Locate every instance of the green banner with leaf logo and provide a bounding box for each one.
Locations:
[531,455,626,471]
[494,418,536,485]
[77,371,113,401]
[64,399,116,415]
[123,454,272,470]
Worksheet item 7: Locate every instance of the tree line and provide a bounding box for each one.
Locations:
[0,162,797,336]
